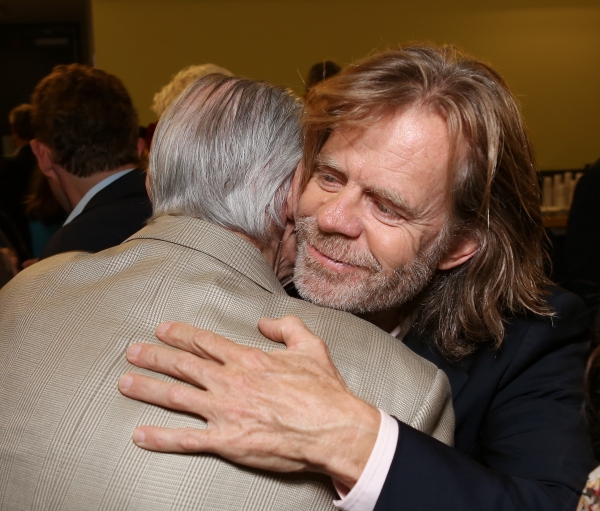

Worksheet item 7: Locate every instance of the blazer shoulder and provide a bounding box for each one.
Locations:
[507,286,590,361]
[546,285,588,315]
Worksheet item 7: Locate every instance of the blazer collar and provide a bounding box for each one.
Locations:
[125,215,285,296]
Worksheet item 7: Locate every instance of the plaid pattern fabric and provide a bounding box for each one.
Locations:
[0,215,453,511]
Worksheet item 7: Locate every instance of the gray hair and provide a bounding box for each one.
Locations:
[151,64,234,118]
[149,75,303,244]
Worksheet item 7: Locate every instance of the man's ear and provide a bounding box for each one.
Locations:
[437,237,478,271]
[286,163,304,221]
[145,173,152,200]
[30,139,55,178]
[137,137,146,156]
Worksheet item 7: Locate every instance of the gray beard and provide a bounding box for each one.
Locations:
[293,216,449,314]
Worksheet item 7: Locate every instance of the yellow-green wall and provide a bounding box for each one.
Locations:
[92,0,600,169]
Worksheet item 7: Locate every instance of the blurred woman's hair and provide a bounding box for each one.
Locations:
[25,168,66,224]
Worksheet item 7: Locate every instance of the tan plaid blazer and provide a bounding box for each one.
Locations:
[0,215,453,511]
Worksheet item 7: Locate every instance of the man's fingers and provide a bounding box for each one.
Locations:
[126,343,217,387]
[132,426,213,453]
[131,426,306,474]
[156,322,245,363]
[118,372,211,419]
[258,316,347,385]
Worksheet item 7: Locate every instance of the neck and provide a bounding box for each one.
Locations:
[56,164,135,209]
[358,298,422,338]
[233,223,294,283]
[357,309,401,333]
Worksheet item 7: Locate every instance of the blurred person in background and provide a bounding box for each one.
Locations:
[0,103,37,261]
[305,60,341,94]
[146,63,233,147]
[565,158,600,340]
[30,64,151,260]
[578,342,600,510]
[23,168,67,262]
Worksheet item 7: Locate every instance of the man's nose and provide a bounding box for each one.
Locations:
[316,190,363,238]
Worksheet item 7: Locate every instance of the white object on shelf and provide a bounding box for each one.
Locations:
[542,176,553,208]
[563,172,574,208]
[553,173,566,209]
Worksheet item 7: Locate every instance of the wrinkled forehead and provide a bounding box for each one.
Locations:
[314,113,467,236]
[302,104,464,189]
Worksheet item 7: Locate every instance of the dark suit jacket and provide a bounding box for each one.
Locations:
[375,287,595,511]
[40,168,151,259]
[564,160,600,320]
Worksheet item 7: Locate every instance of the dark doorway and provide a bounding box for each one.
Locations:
[0,23,83,154]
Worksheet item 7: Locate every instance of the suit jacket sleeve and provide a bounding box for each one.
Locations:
[375,291,595,511]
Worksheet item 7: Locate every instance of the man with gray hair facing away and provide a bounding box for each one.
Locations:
[0,75,453,510]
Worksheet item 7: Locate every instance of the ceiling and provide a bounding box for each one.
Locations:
[0,0,87,24]
[0,0,596,25]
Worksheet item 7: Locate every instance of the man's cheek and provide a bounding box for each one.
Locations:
[296,181,323,218]
[281,230,298,268]
[275,224,298,282]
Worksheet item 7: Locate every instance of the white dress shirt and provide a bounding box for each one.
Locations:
[334,410,399,511]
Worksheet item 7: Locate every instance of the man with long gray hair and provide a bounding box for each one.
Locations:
[120,45,595,511]
[0,75,453,510]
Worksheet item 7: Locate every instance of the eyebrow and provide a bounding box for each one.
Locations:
[315,152,420,220]
[368,185,420,220]
[314,153,343,173]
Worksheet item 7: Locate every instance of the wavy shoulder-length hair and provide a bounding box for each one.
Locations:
[302,44,552,360]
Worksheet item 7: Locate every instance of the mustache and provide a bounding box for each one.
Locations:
[295,216,382,272]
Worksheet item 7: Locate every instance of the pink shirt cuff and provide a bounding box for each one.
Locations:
[333,409,399,511]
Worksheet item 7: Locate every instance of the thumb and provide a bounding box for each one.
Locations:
[258,316,317,351]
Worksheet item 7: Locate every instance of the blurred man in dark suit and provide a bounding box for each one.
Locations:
[565,158,600,330]
[30,64,151,260]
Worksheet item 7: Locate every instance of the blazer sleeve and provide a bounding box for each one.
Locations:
[408,367,455,447]
[375,291,596,511]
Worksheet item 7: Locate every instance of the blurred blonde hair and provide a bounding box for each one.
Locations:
[151,64,233,118]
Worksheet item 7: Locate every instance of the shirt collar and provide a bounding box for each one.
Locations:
[389,324,403,339]
[63,168,135,226]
